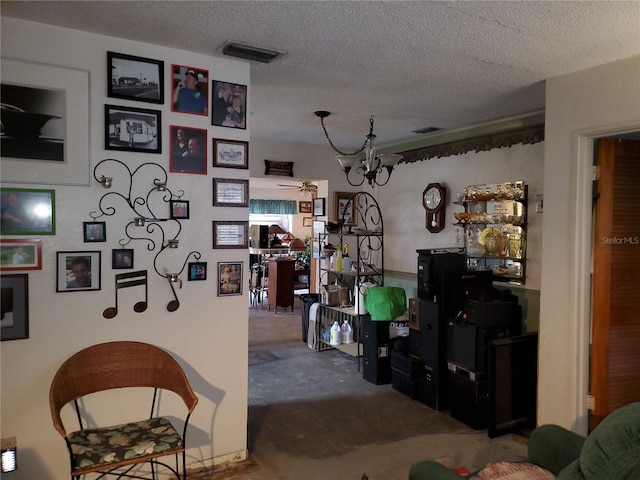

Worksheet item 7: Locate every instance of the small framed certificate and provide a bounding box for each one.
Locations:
[212,221,249,249]
[212,178,249,207]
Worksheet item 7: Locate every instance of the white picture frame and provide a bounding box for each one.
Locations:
[0,57,91,186]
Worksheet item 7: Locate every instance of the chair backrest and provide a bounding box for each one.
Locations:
[49,341,198,437]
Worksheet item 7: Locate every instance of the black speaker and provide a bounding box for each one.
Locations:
[258,225,269,248]
[362,317,391,385]
[449,369,488,430]
[416,249,466,302]
[416,300,449,410]
[447,323,519,374]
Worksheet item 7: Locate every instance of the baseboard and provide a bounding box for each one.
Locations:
[188,448,250,473]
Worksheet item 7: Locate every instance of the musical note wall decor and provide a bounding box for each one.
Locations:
[103,270,149,319]
[90,159,202,314]
[166,274,181,312]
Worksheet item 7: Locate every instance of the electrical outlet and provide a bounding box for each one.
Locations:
[535,194,544,213]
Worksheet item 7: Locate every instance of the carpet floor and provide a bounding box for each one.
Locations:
[193,295,529,479]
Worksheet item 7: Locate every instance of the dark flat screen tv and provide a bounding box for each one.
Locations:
[488,332,538,438]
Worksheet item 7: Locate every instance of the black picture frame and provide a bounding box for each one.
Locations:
[104,104,161,154]
[218,261,243,296]
[0,187,56,235]
[303,217,313,227]
[212,178,249,207]
[107,51,164,104]
[211,80,247,129]
[56,251,101,292]
[171,64,209,116]
[1,273,29,341]
[312,197,325,216]
[112,249,134,269]
[83,221,106,243]
[170,200,190,219]
[188,262,207,281]
[299,201,312,213]
[169,125,208,175]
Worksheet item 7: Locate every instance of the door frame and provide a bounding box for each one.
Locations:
[572,120,640,435]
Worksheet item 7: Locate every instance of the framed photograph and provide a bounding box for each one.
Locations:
[303,217,313,227]
[171,64,208,116]
[107,51,164,104]
[188,262,207,281]
[212,178,249,207]
[0,239,42,271]
[0,188,55,235]
[312,220,325,239]
[299,201,312,213]
[312,240,321,259]
[1,274,29,341]
[169,126,207,175]
[264,159,293,177]
[213,138,248,169]
[312,197,325,217]
[0,57,90,186]
[218,261,243,296]
[212,221,249,249]
[105,104,161,154]
[83,221,106,243]
[334,191,358,225]
[170,200,190,219]
[112,249,134,269]
[56,251,101,292]
[211,80,247,129]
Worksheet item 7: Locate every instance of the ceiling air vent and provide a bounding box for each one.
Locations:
[413,126,441,135]
[222,41,285,63]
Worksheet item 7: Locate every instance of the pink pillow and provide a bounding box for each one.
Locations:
[476,462,555,480]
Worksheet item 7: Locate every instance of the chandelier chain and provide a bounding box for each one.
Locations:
[319,116,374,156]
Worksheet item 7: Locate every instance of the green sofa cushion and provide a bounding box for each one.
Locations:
[578,402,640,480]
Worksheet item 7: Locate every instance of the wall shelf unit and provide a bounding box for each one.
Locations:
[454,182,528,285]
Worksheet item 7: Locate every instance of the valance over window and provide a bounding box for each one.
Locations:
[249,199,297,215]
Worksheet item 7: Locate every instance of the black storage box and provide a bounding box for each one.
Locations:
[362,318,391,385]
[390,351,421,399]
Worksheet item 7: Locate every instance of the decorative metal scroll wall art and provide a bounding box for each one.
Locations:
[91,158,201,316]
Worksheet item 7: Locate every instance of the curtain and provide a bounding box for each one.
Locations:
[249,199,297,214]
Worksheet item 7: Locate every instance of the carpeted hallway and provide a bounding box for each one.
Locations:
[198,295,529,479]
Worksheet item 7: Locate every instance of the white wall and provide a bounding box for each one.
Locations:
[539,56,640,432]
[1,18,250,479]
[249,138,359,219]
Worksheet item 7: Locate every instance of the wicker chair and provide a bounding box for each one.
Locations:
[49,341,198,480]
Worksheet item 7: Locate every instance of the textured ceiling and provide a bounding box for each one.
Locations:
[2,1,640,150]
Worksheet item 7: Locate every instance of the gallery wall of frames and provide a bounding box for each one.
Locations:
[0,50,250,340]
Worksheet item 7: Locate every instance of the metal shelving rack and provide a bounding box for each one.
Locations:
[315,192,385,364]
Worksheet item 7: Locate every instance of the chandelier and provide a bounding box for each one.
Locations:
[314,111,403,187]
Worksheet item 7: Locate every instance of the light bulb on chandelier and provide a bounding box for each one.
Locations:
[314,111,402,187]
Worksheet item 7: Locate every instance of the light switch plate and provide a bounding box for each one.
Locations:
[536,194,544,213]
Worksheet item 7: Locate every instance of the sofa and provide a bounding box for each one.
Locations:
[409,402,640,480]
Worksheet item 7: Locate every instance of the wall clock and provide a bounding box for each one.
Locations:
[423,183,446,233]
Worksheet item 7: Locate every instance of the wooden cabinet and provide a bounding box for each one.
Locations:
[268,258,295,312]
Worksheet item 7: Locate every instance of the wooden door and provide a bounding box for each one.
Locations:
[590,137,640,430]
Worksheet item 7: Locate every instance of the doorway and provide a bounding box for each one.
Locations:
[589,137,640,430]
